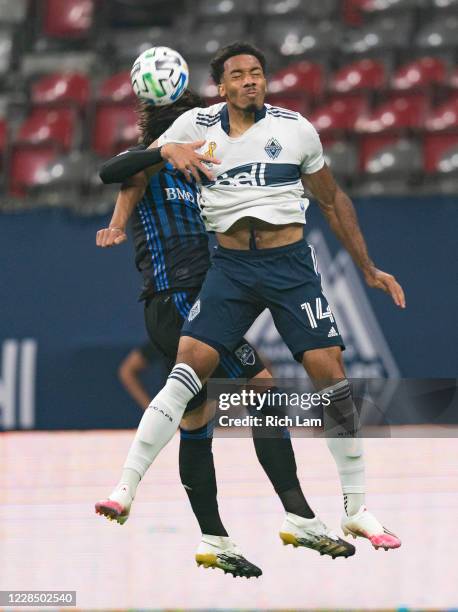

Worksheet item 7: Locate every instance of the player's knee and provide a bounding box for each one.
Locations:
[176,336,219,381]
[180,402,212,430]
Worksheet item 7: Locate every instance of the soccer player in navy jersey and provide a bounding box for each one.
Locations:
[94,88,355,577]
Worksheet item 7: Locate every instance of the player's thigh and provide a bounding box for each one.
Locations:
[268,258,344,363]
[213,338,268,381]
[181,264,262,354]
[143,293,185,361]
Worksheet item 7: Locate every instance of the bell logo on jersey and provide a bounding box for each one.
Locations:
[188,299,201,322]
[264,138,282,160]
[211,163,266,188]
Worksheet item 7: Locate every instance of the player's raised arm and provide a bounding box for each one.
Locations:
[96,172,147,248]
[302,165,406,309]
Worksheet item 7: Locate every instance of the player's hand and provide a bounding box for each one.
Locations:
[364,266,406,308]
[96,227,128,248]
[161,141,220,183]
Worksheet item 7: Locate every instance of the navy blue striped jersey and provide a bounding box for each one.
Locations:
[131,161,210,297]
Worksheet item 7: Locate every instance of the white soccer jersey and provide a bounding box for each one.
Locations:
[158,102,325,232]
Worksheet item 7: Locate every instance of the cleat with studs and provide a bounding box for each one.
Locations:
[342,506,401,551]
[195,536,262,579]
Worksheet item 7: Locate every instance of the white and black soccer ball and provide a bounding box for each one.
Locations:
[130,46,189,106]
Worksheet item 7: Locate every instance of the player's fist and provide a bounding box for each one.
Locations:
[96,227,127,248]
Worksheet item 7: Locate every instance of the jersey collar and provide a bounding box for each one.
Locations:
[220,103,267,135]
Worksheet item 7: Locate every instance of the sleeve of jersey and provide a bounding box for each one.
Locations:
[99,145,164,184]
[299,118,325,175]
[157,108,206,145]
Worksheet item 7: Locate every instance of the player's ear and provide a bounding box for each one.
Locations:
[218,82,226,98]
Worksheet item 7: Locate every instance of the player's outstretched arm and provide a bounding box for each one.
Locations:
[303,166,406,308]
[99,141,219,185]
[96,172,147,248]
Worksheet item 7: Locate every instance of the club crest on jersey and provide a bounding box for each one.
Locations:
[264,138,282,160]
[235,343,256,366]
[188,299,200,322]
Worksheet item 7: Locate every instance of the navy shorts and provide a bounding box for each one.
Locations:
[144,288,266,412]
[181,239,345,363]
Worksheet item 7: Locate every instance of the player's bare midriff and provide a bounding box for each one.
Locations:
[216,217,303,250]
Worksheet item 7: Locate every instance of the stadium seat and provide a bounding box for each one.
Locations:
[310,95,368,132]
[109,0,184,27]
[330,59,386,93]
[425,95,458,132]
[189,64,219,99]
[98,72,135,103]
[431,0,458,7]
[92,104,139,156]
[264,19,341,56]
[0,118,6,151]
[184,20,247,58]
[0,28,13,75]
[448,66,458,89]
[356,0,424,13]
[303,0,339,20]
[15,108,78,151]
[0,0,28,24]
[355,94,428,132]
[261,0,304,15]
[268,61,324,98]
[361,137,422,175]
[9,146,57,196]
[424,133,458,173]
[197,0,259,16]
[391,57,446,91]
[323,140,358,178]
[33,152,89,189]
[110,27,180,63]
[415,15,458,49]
[31,73,90,108]
[342,15,413,54]
[43,0,94,38]
[266,96,308,114]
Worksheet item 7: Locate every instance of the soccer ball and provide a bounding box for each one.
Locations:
[130,46,189,106]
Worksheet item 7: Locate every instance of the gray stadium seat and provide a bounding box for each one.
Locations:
[184,20,248,59]
[431,0,458,7]
[197,0,259,17]
[30,152,91,206]
[364,139,422,176]
[0,28,13,75]
[343,15,413,54]
[110,27,183,63]
[21,51,97,77]
[303,0,338,20]
[264,19,341,56]
[359,0,428,13]
[435,144,458,174]
[415,15,458,49]
[0,0,28,24]
[323,141,358,180]
[188,64,219,98]
[261,0,304,15]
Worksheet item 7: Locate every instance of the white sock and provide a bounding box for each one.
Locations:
[121,364,201,497]
[323,380,366,515]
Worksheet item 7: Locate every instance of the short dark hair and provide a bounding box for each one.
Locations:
[210,41,267,85]
[136,89,206,147]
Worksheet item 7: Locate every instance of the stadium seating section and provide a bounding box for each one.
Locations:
[0,0,457,208]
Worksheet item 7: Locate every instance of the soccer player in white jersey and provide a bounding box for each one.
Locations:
[99,42,405,554]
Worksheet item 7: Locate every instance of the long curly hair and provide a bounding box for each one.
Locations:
[136,89,206,147]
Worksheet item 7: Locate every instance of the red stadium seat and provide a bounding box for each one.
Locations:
[98,71,136,103]
[92,104,139,156]
[268,61,324,98]
[32,72,90,108]
[449,67,458,89]
[0,118,6,152]
[391,57,446,91]
[15,108,77,151]
[425,95,458,132]
[330,59,386,94]
[266,96,308,114]
[359,134,399,171]
[424,134,458,173]
[9,146,57,196]
[43,0,94,38]
[355,94,428,133]
[310,95,368,133]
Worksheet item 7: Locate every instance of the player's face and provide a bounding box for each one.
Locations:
[219,54,267,112]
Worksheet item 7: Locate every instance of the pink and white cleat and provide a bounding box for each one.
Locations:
[95,485,132,525]
[341,505,401,550]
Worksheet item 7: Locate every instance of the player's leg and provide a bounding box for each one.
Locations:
[266,240,400,550]
[223,341,354,559]
[179,401,262,578]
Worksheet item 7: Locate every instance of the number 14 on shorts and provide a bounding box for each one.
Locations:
[301,297,335,329]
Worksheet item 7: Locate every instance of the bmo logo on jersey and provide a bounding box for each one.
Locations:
[164,187,200,204]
